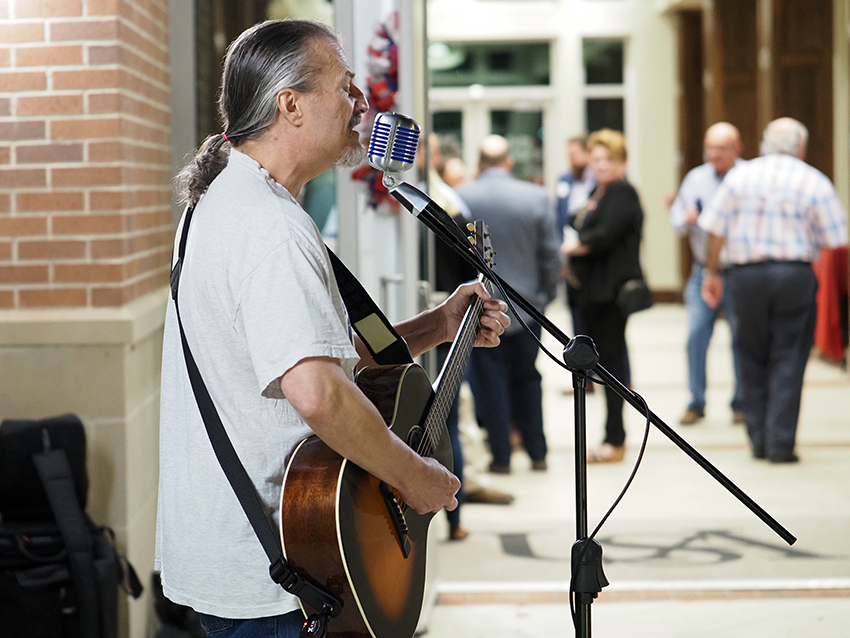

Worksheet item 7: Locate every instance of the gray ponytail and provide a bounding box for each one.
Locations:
[175,19,340,206]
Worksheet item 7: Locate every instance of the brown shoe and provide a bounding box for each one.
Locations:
[531,459,548,472]
[465,487,515,505]
[587,443,625,464]
[449,524,470,541]
[679,408,705,425]
[732,411,745,424]
[488,462,511,475]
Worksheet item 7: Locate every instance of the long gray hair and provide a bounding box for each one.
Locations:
[175,19,340,206]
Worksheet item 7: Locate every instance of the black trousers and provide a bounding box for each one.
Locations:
[726,262,817,458]
[580,301,629,447]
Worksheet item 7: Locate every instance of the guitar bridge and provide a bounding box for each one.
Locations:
[379,481,411,558]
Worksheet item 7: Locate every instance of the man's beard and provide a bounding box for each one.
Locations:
[336,114,366,168]
[336,141,366,168]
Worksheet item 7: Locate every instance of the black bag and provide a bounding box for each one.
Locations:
[616,278,654,317]
[0,414,143,638]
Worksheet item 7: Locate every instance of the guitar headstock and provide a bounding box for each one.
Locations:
[467,219,495,272]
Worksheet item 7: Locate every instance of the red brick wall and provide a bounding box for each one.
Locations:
[0,0,172,308]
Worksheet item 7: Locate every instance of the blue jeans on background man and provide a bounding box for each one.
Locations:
[199,611,304,638]
[684,262,743,414]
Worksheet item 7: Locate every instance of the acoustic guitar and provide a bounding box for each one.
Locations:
[279,222,493,638]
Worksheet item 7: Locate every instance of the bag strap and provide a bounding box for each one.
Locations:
[32,445,101,638]
[170,205,342,624]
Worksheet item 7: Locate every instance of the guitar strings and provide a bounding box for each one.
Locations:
[398,292,487,514]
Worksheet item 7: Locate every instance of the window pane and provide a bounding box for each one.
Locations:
[489,110,544,183]
[586,98,624,133]
[429,42,550,87]
[583,39,624,85]
[432,111,463,150]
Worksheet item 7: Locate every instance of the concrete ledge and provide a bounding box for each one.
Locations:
[0,287,169,347]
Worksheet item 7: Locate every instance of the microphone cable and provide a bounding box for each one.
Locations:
[424,204,655,630]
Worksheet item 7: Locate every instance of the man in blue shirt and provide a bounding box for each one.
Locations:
[670,122,744,425]
[557,136,596,359]
[557,135,596,234]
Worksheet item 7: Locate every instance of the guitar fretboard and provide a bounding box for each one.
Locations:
[417,275,494,458]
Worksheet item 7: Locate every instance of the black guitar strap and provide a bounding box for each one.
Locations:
[325,249,413,366]
[169,204,413,636]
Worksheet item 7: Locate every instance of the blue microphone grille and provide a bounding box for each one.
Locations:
[368,112,422,173]
[390,126,419,163]
[368,121,392,159]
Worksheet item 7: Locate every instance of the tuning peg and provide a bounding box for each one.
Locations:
[466,223,475,231]
[468,236,476,245]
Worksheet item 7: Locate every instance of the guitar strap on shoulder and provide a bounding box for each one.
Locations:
[326,248,413,366]
[169,204,343,635]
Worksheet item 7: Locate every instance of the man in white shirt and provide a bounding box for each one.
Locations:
[157,19,510,637]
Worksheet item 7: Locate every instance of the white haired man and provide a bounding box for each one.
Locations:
[700,118,848,463]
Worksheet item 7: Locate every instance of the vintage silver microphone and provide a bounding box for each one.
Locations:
[367,111,421,181]
[367,112,475,251]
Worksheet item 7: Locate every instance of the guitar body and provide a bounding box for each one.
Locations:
[280,363,451,638]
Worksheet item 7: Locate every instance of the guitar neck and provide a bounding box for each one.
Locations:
[424,274,493,447]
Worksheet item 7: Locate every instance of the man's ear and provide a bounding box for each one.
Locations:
[276,88,304,126]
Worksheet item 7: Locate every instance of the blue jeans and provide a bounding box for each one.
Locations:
[684,263,743,412]
[198,611,304,638]
[436,342,465,528]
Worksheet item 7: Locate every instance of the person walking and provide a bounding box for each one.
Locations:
[670,122,745,425]
[700,118,848,463]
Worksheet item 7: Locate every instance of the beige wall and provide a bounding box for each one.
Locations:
[1,2,172,634]
[0,286,167,637]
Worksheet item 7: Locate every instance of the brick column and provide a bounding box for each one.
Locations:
[1,0,172,307]
[1,2,173,636]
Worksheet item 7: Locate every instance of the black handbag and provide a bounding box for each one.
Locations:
[616,278,653,317]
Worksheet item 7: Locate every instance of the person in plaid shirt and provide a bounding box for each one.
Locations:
[699,118,848,463]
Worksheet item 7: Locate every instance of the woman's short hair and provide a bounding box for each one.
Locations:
[587,128,627,163]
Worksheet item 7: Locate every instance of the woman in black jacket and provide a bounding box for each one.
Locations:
[563,129,645,463]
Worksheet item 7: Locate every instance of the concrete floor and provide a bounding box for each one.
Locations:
[422,301,850,637]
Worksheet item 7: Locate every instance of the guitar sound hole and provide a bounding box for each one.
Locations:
[406,426,424,452]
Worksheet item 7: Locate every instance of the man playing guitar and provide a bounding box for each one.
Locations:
[157,18,509,638]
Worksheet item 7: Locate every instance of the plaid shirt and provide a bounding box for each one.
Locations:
[699,154,848,265]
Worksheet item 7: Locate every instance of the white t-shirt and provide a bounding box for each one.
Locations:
[155,150,360,618]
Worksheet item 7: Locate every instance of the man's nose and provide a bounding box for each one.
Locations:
[352,83,369,114]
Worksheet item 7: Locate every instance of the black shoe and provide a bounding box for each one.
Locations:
[752,449,766,460]
[768,452,799,464]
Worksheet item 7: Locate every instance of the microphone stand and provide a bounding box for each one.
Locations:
[384,175,797,638]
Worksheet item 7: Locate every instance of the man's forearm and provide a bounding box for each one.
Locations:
[704,233,726,274]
